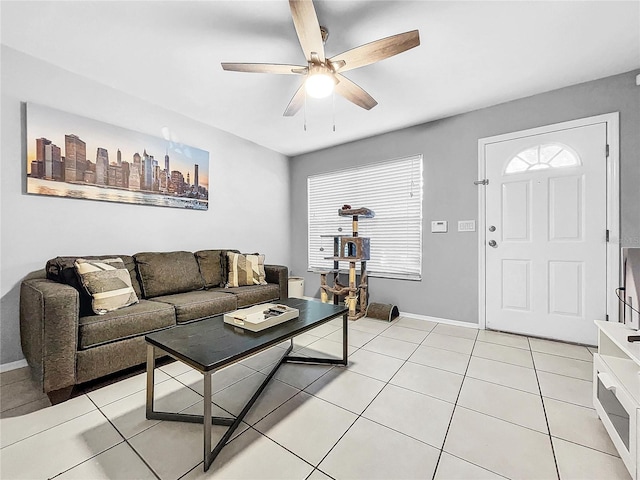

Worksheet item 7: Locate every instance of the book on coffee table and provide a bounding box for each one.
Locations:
[223,303,299,332]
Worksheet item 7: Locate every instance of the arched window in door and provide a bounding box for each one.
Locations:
[505,144,581,174]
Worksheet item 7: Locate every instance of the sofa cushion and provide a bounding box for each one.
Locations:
[195,250,226,288]
[75,258,139,315]
[150,290,238,323]
[78,299,175,349]
[226,252,268,287]
[220,284,280,307]
[135,251,205,298]
[46,255,142,316]
[76,335,165,385]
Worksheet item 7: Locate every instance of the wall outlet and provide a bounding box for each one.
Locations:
[458,220,476,232]
[431,221,448,233]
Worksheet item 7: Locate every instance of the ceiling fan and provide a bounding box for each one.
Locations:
[221,0,420,116]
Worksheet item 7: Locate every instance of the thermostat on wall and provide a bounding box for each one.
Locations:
[431,221,448,233]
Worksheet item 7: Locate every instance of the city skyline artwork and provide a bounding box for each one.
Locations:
[26,103,209,210]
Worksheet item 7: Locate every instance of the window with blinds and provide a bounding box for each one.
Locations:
[307,155,423,280]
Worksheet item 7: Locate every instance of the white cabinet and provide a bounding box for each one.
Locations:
[594,320,640,479]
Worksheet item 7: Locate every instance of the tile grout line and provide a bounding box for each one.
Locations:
[0,402,98,450]
[300,322,491,475]
[272,316,419,470]
[440,452,511,479]
[87,373,173,410]
[45,395,161,480]
[429,328,560,479]
[0,396,51,420]
[143,324,496,479]
[91,395,162,480]
[177,424,322,480]
[430,331,480,480]
[303,326,602,477]
[305,322,399,430]
[295,323,521,468]
[528,336,561,480]
[48,442,125,479]
[123,392,219,443]
[297,320,420,473]
[549,435,624,459]
[466,352,594,383]
[177,330,355,479]
[0,373,42,391]
[300,338,504,454]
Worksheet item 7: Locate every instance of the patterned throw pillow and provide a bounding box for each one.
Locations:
[226,252,267,287]
[75,258,139,315]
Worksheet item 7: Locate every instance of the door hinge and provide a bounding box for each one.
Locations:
[474,179,489,186]
[606,314,609,322]
[606,229,610,242]
[606,144,610,158]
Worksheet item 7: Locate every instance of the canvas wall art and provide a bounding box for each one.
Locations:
[26,103,209,210]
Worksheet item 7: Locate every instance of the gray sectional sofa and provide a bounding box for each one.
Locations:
[19,249,288,401]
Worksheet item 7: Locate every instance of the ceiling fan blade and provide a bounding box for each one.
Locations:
[329,30,420,73]
[289,0,325,63]
[283,83,306,117]
[334,74,378,110]
[221,63,307,75]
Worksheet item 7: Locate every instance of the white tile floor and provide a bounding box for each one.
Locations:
[0,316,632,480]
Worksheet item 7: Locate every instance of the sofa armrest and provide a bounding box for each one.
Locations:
[20,278,79,393]
[264,265,288,300]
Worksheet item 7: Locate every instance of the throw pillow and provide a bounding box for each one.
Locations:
[47,255,142,316]
[134,251,205,298]
[226,252,267,287]
[75,258,139,315]
[194,250,226,288]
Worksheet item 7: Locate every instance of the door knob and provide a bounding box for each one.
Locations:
[488,240,497,248]
[488,226,496,232]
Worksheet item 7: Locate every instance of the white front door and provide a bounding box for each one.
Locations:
[484,122,608,345]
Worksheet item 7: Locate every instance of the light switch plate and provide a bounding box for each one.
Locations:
[431,221,448,233]
[458,220,476,232]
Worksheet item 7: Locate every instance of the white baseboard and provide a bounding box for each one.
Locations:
[400,311,480,329]
[0,359,28,373]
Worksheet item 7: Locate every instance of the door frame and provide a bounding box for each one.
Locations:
[477,113,620,333]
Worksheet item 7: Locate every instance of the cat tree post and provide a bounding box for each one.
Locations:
[318,206,374,321]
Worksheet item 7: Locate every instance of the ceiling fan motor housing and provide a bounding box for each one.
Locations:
[320,26,329,44]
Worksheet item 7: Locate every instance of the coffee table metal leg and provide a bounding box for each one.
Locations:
[146,344,155,418]
[285,315,349,366]
[202,343,293,472]
[146,349,233,427]
[204,372,212,471]
[342,313,348,365]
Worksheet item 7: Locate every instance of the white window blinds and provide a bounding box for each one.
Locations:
[307,155,423,280]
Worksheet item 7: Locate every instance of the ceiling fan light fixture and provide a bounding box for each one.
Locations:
[305,71,335,98]
[221,0,420,116]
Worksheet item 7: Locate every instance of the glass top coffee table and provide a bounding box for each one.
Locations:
[145,297,349,472]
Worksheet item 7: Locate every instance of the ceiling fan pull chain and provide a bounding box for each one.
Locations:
[332,91,336,132]
[304,88,307,131]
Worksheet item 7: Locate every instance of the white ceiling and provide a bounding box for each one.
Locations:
[2,1,639,156]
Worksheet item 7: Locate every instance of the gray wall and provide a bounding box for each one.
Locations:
[0,46,291,366]
[290,70,640,324]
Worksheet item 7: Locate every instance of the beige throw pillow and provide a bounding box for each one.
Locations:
[75,258,139,315]
[227,252,267,287]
